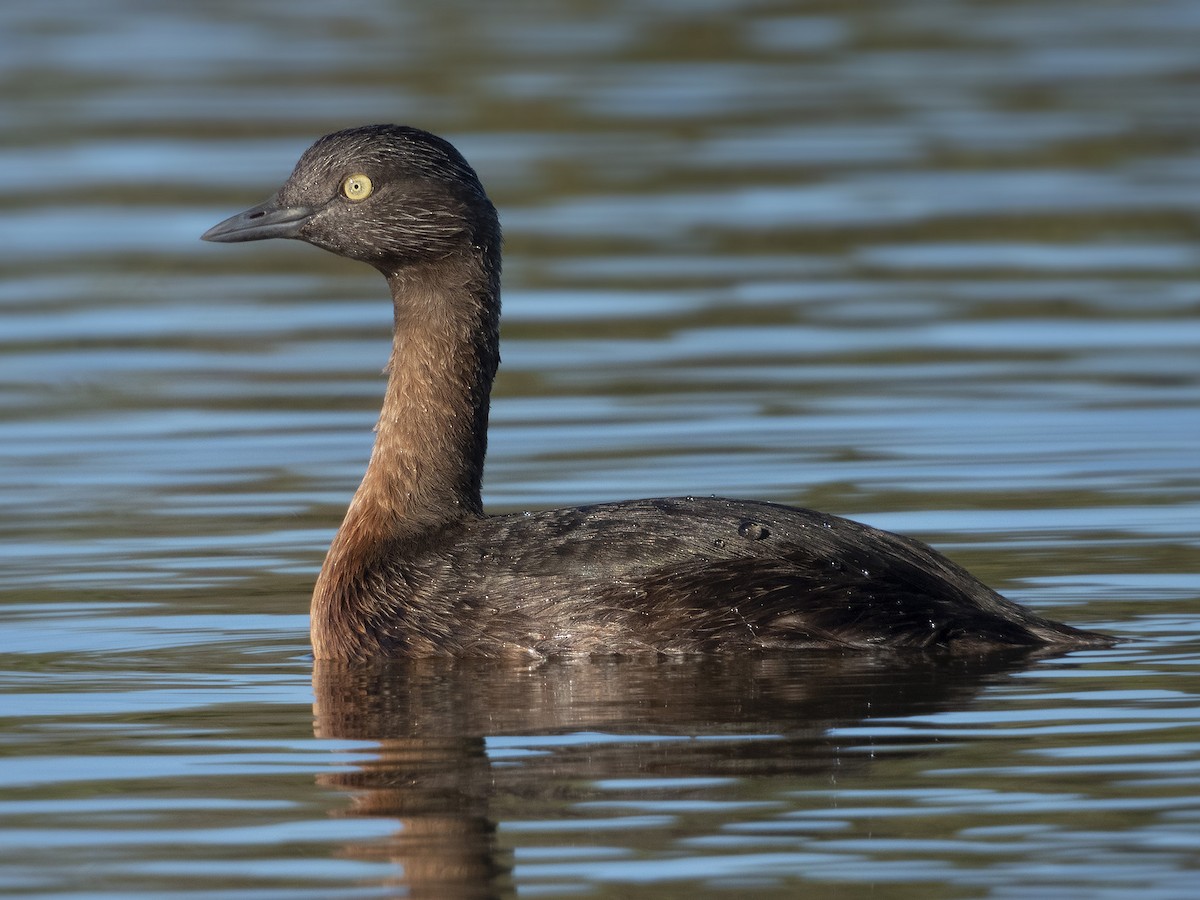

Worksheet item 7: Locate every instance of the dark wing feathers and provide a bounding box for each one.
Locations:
[352,497,1105,657]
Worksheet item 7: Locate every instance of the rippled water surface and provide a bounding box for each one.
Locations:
[1,1,1198,897]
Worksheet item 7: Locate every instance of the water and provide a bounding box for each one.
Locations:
[1,0,1198,896]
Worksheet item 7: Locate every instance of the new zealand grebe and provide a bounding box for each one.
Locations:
[203,125,1111,660]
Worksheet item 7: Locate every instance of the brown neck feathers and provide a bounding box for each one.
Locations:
[311,253,500,659]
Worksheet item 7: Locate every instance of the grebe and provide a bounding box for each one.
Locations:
[203,125,1111,660]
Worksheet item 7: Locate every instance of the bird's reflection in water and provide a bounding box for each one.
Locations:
[313,650,1060,898]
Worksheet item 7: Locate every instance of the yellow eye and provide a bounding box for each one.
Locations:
[341,173,373,201]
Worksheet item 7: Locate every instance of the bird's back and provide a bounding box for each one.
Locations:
[344,496,1109,658]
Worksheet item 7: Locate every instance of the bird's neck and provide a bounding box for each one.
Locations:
[312,256,499,655]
